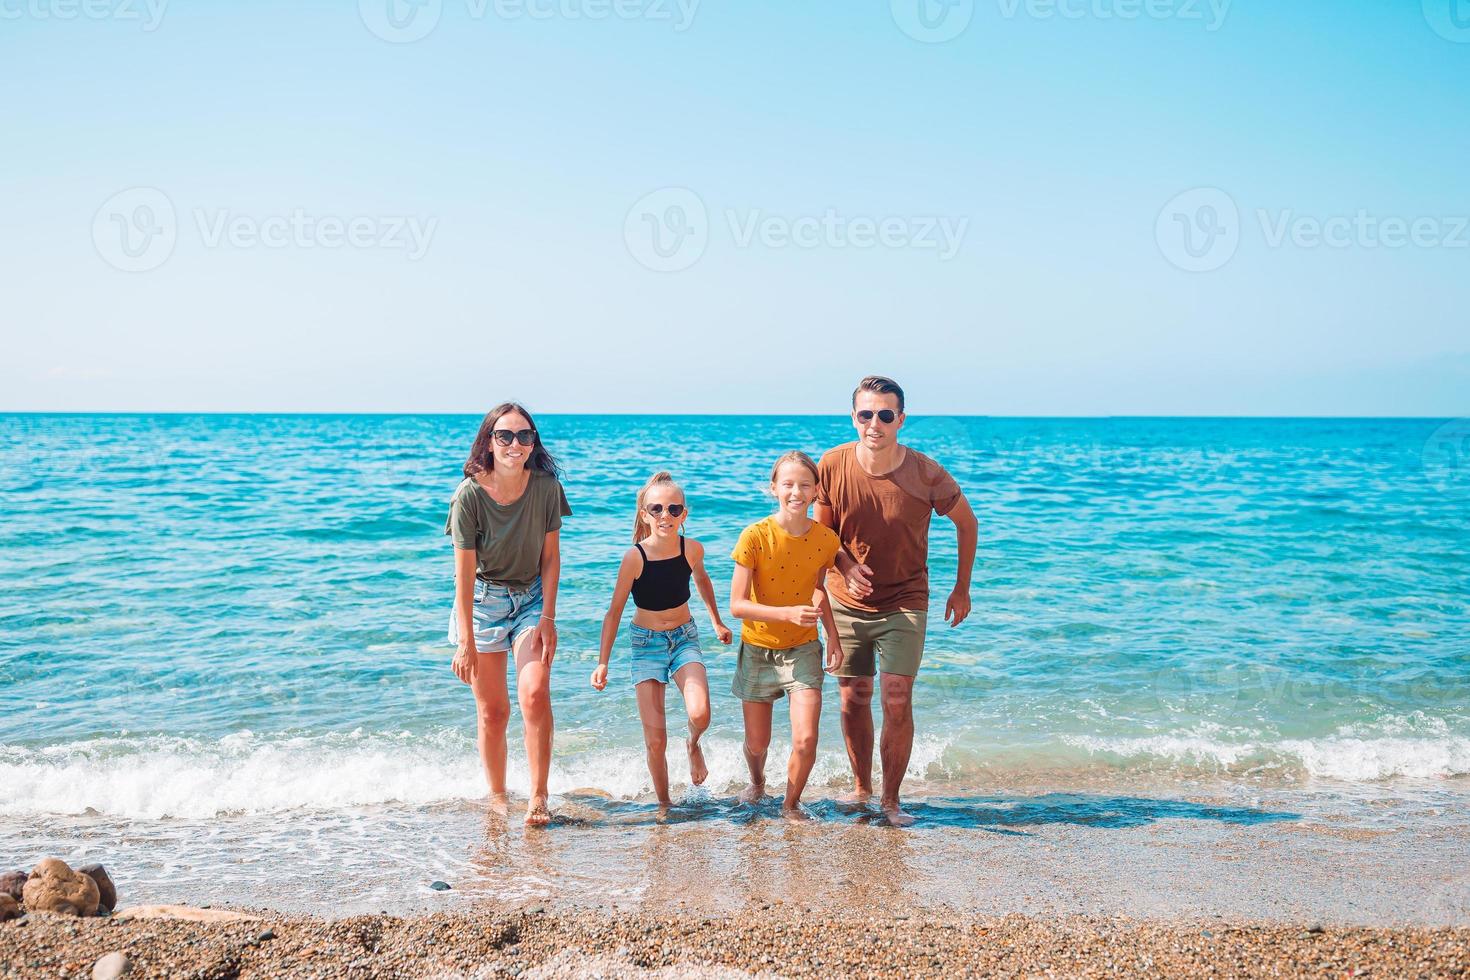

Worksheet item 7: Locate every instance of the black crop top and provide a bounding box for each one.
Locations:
[631,537,693,611]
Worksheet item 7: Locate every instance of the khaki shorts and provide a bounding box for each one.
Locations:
[830,600,927,678]
[731,639,824,703]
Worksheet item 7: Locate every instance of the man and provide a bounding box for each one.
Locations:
[814,375,978,825]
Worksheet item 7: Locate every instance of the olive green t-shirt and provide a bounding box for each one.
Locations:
[445,472,572,588]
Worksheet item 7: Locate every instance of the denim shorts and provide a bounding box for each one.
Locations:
[447,577,543,654]
[630,620,704,686]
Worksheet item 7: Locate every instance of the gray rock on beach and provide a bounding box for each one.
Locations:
[21,858,101,917]
[92,951,131,979]
[0,870,25,901]
[77,863,117,914]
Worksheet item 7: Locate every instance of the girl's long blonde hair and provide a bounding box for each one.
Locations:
[633,471,686,543]
[768,450,820,486]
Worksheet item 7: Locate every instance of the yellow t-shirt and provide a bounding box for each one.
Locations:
[730,515,841,649]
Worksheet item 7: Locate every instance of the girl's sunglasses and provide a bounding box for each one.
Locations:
[856,409,897,424]
[493,428,536,446]
[644,503,686,517]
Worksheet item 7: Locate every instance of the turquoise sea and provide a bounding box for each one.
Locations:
[2,414,1468,913]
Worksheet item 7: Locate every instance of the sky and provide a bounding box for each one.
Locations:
[2,0,1468,415]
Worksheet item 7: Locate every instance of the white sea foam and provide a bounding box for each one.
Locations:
[1061,725,1470,781]
[0,729,956,820]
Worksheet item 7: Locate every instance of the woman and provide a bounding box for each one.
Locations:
[446,403,570,826]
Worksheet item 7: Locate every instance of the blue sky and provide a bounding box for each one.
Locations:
[2,0,1467,415]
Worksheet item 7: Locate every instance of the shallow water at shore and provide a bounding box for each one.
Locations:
[7,778,1468,925]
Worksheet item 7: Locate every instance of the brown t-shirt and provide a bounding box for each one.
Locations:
[817,442,962,613]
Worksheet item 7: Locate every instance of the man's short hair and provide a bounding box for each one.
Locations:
[852,375,905,414]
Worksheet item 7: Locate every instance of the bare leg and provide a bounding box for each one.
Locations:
[879,672,916,826]
[672,662,711,786]
[634,679,672,807]
[838,676,875,803]
[783,688,822,816]
[739,700,772,803]
[468,650,512,810]
[514,630,554,826]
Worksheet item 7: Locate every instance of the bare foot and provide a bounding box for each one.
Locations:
[782,804,812,822]
[881,800,915,827]
[525,795,552,827]
[738,782,766,804]
[487,791,510,816]
[655,801,672,823]
[837,788,872,806]
[687,739,709,786]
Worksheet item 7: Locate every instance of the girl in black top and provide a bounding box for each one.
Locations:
[591,472,732,810]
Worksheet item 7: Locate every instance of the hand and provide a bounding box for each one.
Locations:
[537,616,558,665]
[590,663,608,691]
[945,586,972,627]
[824,640,845,673]
[713,622,733,645]
[785,605,820,627]
[452,638,477,684]
[845,563,875,600]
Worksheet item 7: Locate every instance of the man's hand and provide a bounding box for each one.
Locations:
[590,662,608,690]
[944,586,971,627]
[537,616,558,665]
[844,563,875,600]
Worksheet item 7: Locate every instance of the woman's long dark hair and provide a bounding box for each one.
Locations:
[463,402,561,480]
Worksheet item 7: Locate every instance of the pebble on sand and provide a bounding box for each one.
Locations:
[430,881,451,891]
[22,859,100,918]
[91,951,130,980]
[0,872,26,902]
[77,864,118,914]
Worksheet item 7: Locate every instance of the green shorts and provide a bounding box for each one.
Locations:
[830,600,927,678]
[731,639,824,703]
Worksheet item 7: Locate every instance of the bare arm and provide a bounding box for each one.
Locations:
[944,494,978,627]
[686,540,731,640]
[813,566,844,671]
[451,547,479,683]
[815,500,873,599]
[536,530,562,664]
[729,563,814,627]
[591,549,639,689]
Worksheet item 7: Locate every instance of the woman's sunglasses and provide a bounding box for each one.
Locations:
[856,409,897,424]
[644,503,686,517]
[493,428,536,446]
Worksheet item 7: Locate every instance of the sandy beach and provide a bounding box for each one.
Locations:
[4,903,1469,979]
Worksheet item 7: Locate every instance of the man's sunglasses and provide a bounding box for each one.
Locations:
[644,503,686,517]
[493,428,536,446]
[856,409,897,424]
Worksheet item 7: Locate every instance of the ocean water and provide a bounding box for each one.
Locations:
[2,414,1468,913]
